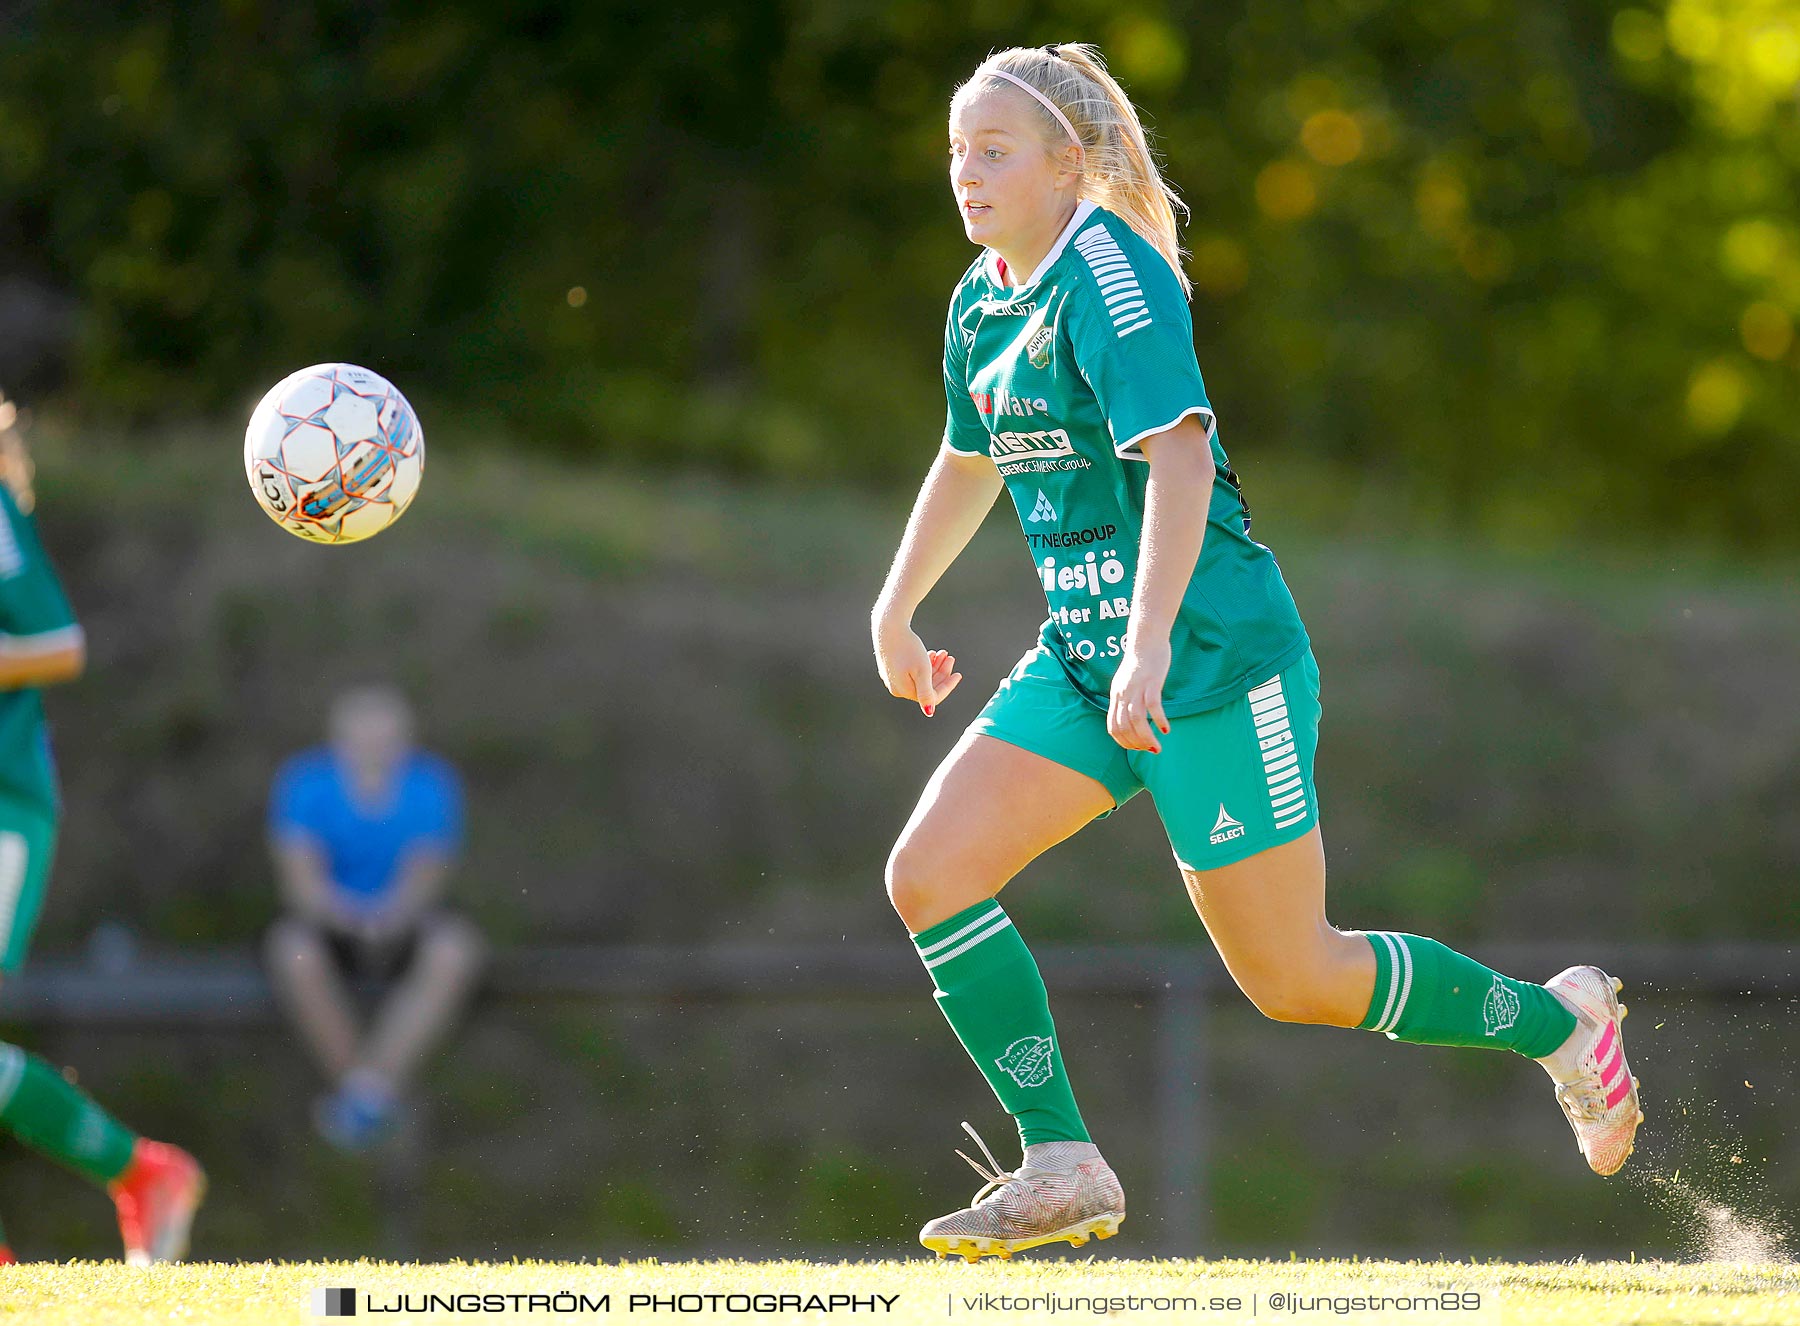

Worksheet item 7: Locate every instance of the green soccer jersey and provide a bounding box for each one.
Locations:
[0,486,79,815]
[942,200,1308,716]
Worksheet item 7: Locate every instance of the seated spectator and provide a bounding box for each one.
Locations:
[263,686,485,1150]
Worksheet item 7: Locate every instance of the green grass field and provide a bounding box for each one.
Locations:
[2,1258,1797,1325]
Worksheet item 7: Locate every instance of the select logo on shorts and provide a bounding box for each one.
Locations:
[995,1035,1057,1088]
[313,1287,357,1317]
[1482,977,1521,1037]
[1209,804,1245,846]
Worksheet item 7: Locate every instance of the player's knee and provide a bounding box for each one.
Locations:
[265,918,327,972]
[1242,981,1332,1026]
[1236,967,1344,1027]
[885,839,945,929]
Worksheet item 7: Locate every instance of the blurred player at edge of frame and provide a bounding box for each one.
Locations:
[870,44,1641,1262]
[0,392,205,1265]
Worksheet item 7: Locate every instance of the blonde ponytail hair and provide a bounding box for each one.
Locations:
[954,43,1191,296]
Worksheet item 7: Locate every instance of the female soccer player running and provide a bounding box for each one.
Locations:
[871,45,1642,1262]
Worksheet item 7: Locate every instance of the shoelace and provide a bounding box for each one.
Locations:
[953,1121,1023,1207]
[1555,1078,1609,1122]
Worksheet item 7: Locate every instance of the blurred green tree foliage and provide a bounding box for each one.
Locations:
[3,1,1800,545]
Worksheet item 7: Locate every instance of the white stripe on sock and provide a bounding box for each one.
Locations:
[915,902,1003,958]
[1376,933,1415,1033]
[922,915,1015,969]
[1371,932,1403,1032]
[1390,935,1415,1031]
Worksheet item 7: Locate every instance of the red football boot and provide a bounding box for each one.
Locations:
[108,1139,206,1264]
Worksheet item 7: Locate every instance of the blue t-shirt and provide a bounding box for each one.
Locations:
[269,749,463,905]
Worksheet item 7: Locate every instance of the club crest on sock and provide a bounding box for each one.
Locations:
[995,1035,1056,1088]
[1483,976,1521,1037]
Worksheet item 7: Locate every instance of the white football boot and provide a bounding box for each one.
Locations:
[919,1122,1124,1262]
[1538,966,1643,1176]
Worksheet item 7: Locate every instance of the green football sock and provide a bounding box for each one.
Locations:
[0,1042,136,1184]
[912,900,1090,1149]
[1358,932,1576,1059]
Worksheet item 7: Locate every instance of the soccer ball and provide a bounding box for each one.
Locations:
[244,363,424,544]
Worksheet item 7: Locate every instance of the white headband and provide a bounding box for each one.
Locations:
[987,68,1081,153]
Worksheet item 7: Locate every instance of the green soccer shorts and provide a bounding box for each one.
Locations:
[0,797,56,974]
[970,643,1322,871]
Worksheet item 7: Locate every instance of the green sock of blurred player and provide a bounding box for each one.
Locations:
[1358,932,1576,1057]
[0,1043,135,1183]
[912,900,1091,1148]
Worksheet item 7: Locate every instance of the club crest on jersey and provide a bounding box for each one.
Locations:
[1482,977,1520,1037]
[1026,322,1053,369]
[995,1035,1057,1089]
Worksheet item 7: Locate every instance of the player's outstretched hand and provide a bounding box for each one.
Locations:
[873,619,962,717]
[1109,637,1171,753]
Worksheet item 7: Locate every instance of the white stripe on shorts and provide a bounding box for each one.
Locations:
[1253,674,1307,829]
[0,831,28,961]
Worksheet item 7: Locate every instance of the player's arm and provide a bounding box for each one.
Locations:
[0,625,84,690]
[361,762,462,940]
[271,835,359,931]
[0,487,86,691]
[871,446,1001,715]
[1067,241,1216,753]
[360,848,452,940]
[1108,416,1216,753]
